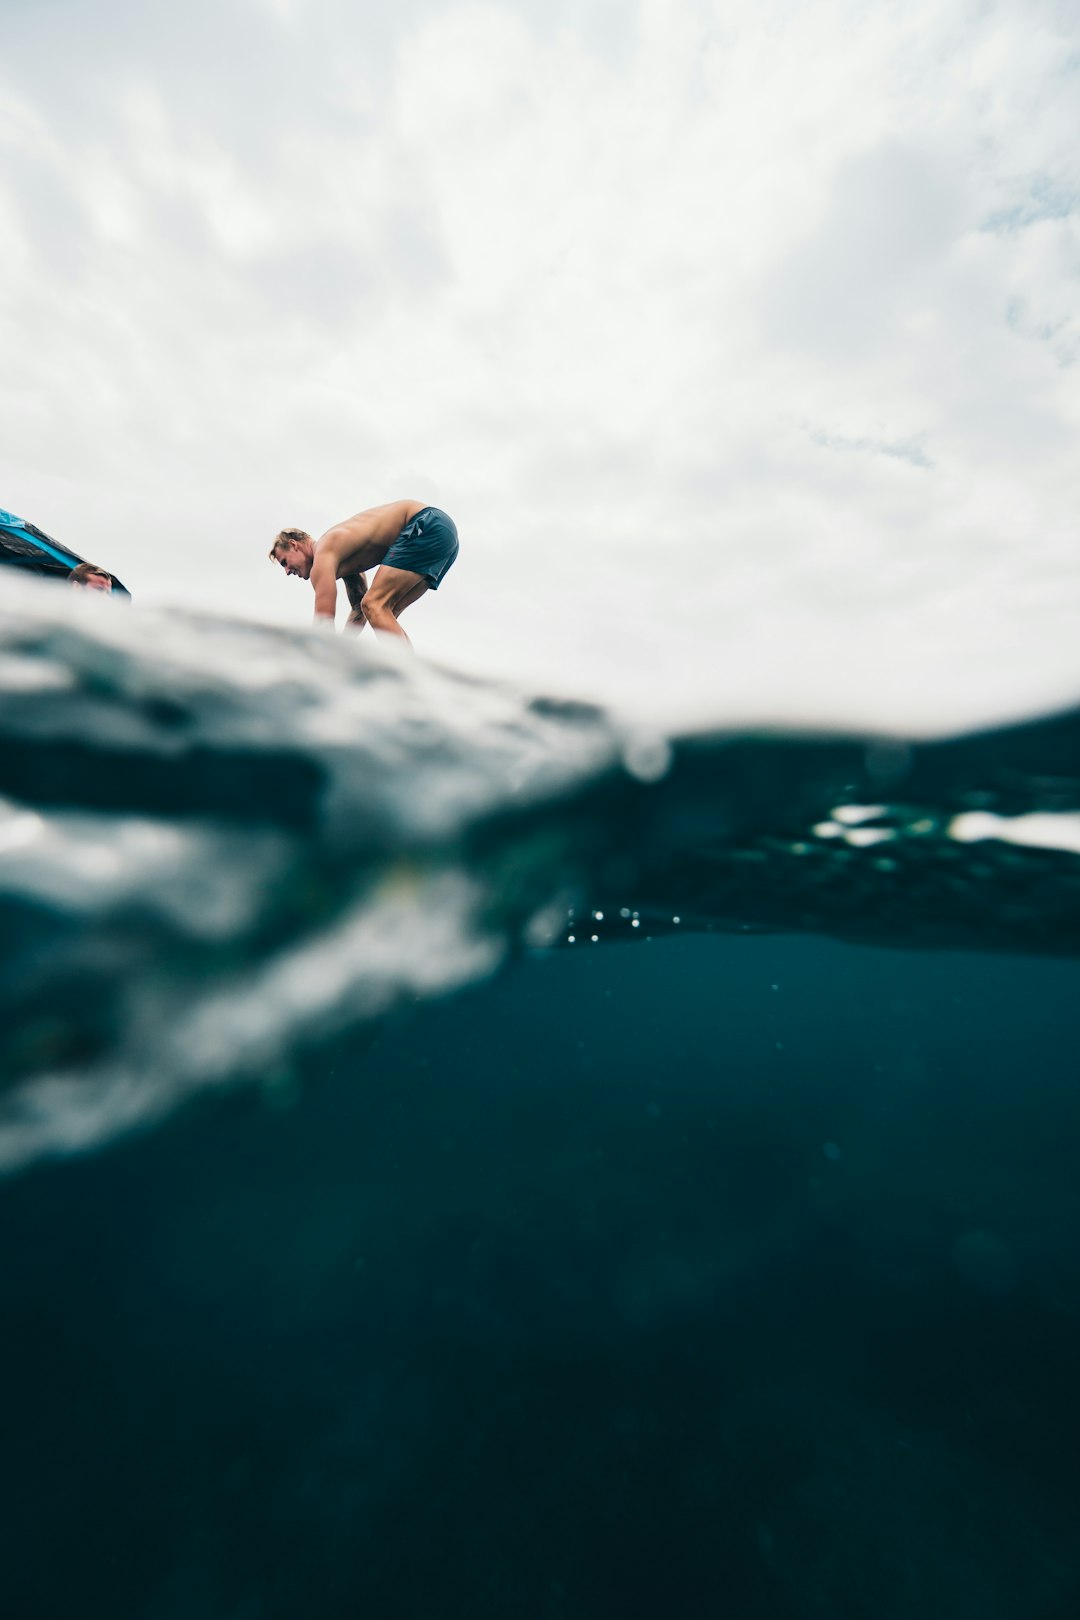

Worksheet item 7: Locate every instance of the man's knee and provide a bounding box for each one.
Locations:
[361,594,393,624]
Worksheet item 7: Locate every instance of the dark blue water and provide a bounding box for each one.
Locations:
[1,588,1078,1616]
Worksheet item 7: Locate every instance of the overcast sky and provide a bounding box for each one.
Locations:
[2,0,1078,727]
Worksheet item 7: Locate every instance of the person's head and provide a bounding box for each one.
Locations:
[269,529,314,580]
[69,563,113,593]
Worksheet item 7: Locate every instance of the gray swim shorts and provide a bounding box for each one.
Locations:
[381,506,459,590]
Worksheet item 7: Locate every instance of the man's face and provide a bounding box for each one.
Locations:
[80,571,112,593]
[278,541,312,580]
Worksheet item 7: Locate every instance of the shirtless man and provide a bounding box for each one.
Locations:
[268,499,459,643]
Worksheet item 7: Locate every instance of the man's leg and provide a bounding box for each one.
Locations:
[361,565,429,643]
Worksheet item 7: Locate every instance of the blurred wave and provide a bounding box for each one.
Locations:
[2,575,1078,1173]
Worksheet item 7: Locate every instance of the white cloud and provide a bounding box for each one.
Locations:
[1,0,1078,728]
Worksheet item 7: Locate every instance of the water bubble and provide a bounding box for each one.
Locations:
[833,804,887,825]
[622,732,673,783]
[524,902,565,947]
[846,827,895,848]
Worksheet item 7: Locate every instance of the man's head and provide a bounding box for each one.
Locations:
[69,563,113,593]
[269,529,314,580]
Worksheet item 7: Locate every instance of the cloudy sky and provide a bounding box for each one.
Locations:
[2,0,1078,727]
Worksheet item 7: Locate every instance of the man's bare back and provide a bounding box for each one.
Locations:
[317,500,429,578]
[268,501,460,643]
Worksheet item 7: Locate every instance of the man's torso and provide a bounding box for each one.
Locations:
[318,500,428,578]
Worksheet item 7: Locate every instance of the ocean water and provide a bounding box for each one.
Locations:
[1,575,1079,1618]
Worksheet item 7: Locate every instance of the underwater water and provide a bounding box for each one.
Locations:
[1,576,1079,1618]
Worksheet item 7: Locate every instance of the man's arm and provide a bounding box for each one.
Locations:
[343,571,369,632]
[309,553,340,622]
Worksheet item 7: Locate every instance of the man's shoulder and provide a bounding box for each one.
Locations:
[313,523,352,553]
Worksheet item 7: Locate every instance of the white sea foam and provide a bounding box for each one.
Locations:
[949,811,1080,857]
[4,566,1079,744]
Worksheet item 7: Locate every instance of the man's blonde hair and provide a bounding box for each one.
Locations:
[269,528,311,560]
